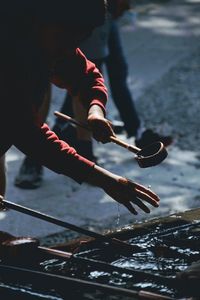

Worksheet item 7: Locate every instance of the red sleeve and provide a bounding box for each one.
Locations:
[51,48,107,115]
[13,121,95,184]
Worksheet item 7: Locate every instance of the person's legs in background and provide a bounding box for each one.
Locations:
[105,20,172,148]
[52,91,75,138]
[106,20,141,138]
[14,84,51,189]
[52,60,104,162]
[53,93,98,162]
[72,95,97,161]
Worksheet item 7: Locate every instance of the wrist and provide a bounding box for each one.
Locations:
[86,164,116,189]
[88,104,105,119]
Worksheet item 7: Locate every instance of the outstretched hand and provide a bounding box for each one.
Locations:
[103,176,160,215]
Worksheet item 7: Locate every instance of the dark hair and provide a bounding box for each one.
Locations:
[0,0,107,109]
[35,0,107,28]
[1,0,107,30]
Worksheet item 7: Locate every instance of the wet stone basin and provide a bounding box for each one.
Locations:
[0,208,200,299]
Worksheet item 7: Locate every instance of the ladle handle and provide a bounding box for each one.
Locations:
[54,111,141,154]
[110,136,140,154]
[0,264,174,300]
[55,111,89,131]
[1,199,104,239]
[38,246,72,259]
[0,198,132,251]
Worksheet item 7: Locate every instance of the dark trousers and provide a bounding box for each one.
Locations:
[105,21,141,137]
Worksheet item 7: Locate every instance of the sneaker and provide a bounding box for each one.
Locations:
[135,129,173,149]
[15,157,43,189]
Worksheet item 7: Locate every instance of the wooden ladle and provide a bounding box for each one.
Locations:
[54,111,168,168]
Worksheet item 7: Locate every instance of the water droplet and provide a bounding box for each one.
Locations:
[116,203,120,225]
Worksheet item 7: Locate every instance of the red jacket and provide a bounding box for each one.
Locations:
[0,48,107,183]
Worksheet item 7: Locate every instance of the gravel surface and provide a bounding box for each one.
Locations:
[136,48,200,152]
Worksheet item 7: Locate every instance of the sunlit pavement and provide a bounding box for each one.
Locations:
[1,0,200,240]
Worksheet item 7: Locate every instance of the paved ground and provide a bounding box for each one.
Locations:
[1,0,200,245]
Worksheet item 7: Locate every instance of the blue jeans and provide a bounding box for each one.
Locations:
[105,21,141,137]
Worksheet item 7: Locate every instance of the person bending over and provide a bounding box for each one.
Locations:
[0,0,160,215]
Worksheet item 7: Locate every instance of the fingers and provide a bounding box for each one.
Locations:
[133,182,160,202]
[93,124,111,143]
[121,192,151,214]
[125,180,160,207]
[116,178,160,214]
[105,177,160,215]
[116,189,152,214]
[123,199,151,214]
[131,197,151,213]
[120,197,151,215]
[105,189,139,215]
[89,118,116,143]
[134,189,160,208]
[120,178,160,206]
[123,202,138,215]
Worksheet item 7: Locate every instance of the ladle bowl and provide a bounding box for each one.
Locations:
[135,142,168,168]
